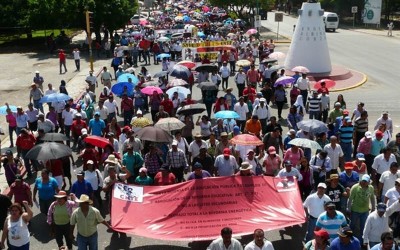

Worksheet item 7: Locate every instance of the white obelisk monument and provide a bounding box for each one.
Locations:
[284,1,332,73]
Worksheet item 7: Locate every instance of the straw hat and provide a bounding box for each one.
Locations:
[76,194,93,204]
[105,154,117,164]
[54,190,68,199]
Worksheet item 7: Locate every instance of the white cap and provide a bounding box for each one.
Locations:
[81,128,88,135]
[35,70,40,74]
[317,183,327,189]
[171,140,178,146]
[365,131,372,139]
[136,109,142,115]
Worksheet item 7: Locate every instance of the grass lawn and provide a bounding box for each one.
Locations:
[0,28,80,45]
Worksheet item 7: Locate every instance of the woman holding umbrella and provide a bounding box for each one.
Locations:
[213,97,228,114]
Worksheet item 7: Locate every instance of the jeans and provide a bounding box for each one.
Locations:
[236,84,245,97]
[309,110,321,120]
[21,149,33,176]
[276,101,285,118]
[33,99,44,113]
[75,59,80,71]
[236,120,246,132]
[229,61,235,72]
[77,232,98,250]
[16,127,26,136]
[305,216,317,242]
[300,90,308,106]
[321,109,328,123]
[350,211,368,244]
[55,223,73,249]
[60,60,67,73]
[64,125,71,147]
[123,110,133,126]
[222,77,229,89]
[340,142,353,162]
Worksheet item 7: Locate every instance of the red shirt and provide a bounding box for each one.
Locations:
[247,69,259,83]
[185,98,196,105]
[71,120,88,136]
[154,172,176,185]
[59,52,66,61]
[81,148,99,170]
[9,182,31,204]
[160,99,174,116]
[317,87,329,94]
[16,133,36,150]
[202,58,211,64]
[46,159,64,176]
[243,87,256,102]
[121,97,134,112]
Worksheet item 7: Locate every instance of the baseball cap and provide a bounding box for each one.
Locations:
[314,229,329,240]
[139,167,147,173]
[338,226,353,237]
[356,153,365,161]
[76,170,85,176]
[334,102,341,107]
[171,140,178,146]
[94,112,100,116]
[87,160,94,165]
[193,162,203,169]
[123,126,131,133]
[223,148,231,157]
[365,131,372,139]
[260,98,266,102]
[343,110,349,115]
[344,162,355,170]
[317,183,327,189]
[137,109,142,115]
[81,128,88,135]
[377,202,387,212]
[268,146,276,154]
[5,150,13,156]
[325,201,336,208]
[328,174,339,180]
[376,131,384,137]
[361,175,371,183]
[283,160,292,167]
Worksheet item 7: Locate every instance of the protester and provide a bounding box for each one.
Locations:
[207,227,243,250]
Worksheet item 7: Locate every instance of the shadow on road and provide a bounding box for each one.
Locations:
[30,213,52,244]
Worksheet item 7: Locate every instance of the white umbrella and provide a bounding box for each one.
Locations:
[288,138,322,150]
[166,86,191,99]
[155,117,186,131]
[157,36,170,42]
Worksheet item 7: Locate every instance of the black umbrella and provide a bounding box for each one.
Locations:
[25,142,72,161]
[153,71,169,78]
[169,65,190,79]
[136,127,173,143]
[42,133,69,142]
[194,64,218,73]
[177,104,206,116]
[197,81,218,90]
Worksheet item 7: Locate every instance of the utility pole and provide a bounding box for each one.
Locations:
[85,11,94,72]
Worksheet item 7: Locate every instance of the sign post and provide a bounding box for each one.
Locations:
[351,6,358,27]
[275,12,283,40]
[254,15,261,32]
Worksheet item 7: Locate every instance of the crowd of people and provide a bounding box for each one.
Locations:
[0,1,399,250]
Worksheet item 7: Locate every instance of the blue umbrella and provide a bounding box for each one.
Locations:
[111,82,134,96]
[214,110,240,119]
[39,93,71,103]
[170,65,190,79]
[197,31,205,38]
[183,15,191,22]
[157,53,171,59]
[0,105,17,115]
[117,73,139,85]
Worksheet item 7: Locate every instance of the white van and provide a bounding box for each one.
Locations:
[323,12,339,32]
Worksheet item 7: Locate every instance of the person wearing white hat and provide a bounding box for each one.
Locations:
[303,181,331,242]
[33,70,44,91]
[166,140,188,182]
[70,194,112,249]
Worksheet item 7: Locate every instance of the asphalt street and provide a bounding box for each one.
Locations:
[0,12,399,250]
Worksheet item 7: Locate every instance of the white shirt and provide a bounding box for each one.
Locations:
[252,104,271,120]
[244,240,275,250]
[73,50,80,60]
[319,94,330,110]
[37,119,55,133]
[95,106,109,120]
[372,154,397,174]
[86,75,97,85]
[219,66,231,78]
[323,144,344,170]
[103,99,118,113]
[277,168,303,181]
[207,237,243,250]
[44,89,56,96]
[189,140,207,159]
[75,111,87,120]
[62,109,76,126]
[379,170,400,196]
[84,169,104,191]
[214,155,239,176]
[296,77,310,91]
[234,73,246,84]
[384,187,400,206]
[303,193,331,218]
[234,102,249,121]
[363,202,400,244]
[374,117,393,134]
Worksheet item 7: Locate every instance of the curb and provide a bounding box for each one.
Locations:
[329,69,368,92]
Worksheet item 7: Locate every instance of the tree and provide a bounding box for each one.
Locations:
[208,0,274,19]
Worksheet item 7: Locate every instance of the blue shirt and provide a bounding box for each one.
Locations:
[89,118,105,136]
[371,138,385,156]
[71,180,93,199]
[339,171,359,188]
[339,125,354,143]
[315,211,347,240]
[35,177,58,200]
[122,152,144,175]
[330,236,360,250]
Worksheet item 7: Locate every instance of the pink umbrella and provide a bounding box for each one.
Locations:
[202,6,210,12]
[269,52,286,60]
[246,28,258,35]
[141,86,163,95]
[291,66,310,73]
[176,60,196,69]
[139,18,149,25]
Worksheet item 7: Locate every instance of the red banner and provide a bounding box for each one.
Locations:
[111,176,305,241]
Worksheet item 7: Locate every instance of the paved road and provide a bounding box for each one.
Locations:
[1,13,399,249]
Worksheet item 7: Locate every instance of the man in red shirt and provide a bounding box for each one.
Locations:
[246,64,259,88]
[8,175,32,206]
[154,165,176,185]
[59,49,67,74]
[160,94,174,116]
[243,83,257,103]
[16,128,36,177]
[120,94,134,126]
[71,113,88,150]
[184,94,196,105]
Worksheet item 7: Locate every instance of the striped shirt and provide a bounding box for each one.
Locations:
[316,211,347,240]
[354,118,368,133]
[307,97,321,112]
[339,125,354,143]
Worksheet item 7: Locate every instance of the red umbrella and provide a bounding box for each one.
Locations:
[230,134,264,146]
[84,135,112,148]
[314,79,336,90]
[176,61,196,69]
